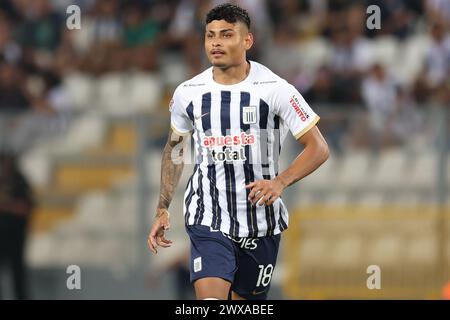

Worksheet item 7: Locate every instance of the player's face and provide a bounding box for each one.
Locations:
[204,20,253,68]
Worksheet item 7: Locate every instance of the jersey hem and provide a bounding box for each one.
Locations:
[171,124,192,136]
[185,220,286,238]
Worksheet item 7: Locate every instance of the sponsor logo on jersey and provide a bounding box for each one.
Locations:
[202,133,256,162]
[195,112,210,120]
[290,95,310,122]
[183,83,206,87]
[210,148,246,162]
[253,80,277,85]
[222,232,259,249]
[202,133,255,148]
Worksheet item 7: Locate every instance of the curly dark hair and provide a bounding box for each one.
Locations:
[206,3,251,29]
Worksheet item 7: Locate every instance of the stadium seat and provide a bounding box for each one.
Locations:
[88,237,122,265]
[41,188,140,270]
[371,148,407,189]
[409,153,437,190]
[405,235,436,266]
[329,235,363,268]
[323,192,350,205]
[52,113,107,153]
[391,193,422,206]
[75,191,112,227]
[97,73,127,115]
[357,192,385,206]
[146,151,163,188]
[63,72,95,111]
[111,191,139,232]
[295,191,316,207]
[300,152,336,190]
[160,53,190,87]
[366,234,402,267]
[335,151,371,190]
[127,72,163,113]
[298,235,330,268]
[55,235,92,266]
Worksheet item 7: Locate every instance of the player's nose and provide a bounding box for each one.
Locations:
[211,40,223,48]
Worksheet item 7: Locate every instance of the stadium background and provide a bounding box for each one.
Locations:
[0,0,449,299]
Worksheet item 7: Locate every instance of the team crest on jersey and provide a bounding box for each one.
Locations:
[242,106,257,124]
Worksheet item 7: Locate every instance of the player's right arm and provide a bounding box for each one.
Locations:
[148,85,194,255]
[147,127,188,255]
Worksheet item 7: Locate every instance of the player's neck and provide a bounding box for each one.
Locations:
[212,60,250,85]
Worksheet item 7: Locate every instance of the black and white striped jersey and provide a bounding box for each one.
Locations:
[170,61,320,238]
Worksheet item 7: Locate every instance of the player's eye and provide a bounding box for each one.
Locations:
[223,33,232,38]
[206,33,214,38]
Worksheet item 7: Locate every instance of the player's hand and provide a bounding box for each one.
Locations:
[147,208,172,255]
[246,177,286,206]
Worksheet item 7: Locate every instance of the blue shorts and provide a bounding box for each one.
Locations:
[185,224,281,300]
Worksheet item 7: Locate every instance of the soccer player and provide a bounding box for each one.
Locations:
[148,3,329,300]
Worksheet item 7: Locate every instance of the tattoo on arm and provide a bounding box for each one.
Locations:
[157,129,186,211]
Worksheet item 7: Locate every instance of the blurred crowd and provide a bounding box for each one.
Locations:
[0,0,449,150]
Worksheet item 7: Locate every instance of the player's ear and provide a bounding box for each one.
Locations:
[244,32,254,50]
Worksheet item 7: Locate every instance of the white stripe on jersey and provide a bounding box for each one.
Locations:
[171,61,320,238]
[230,91,249,235]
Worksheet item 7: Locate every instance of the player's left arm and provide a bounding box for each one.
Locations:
[247,125,328,206]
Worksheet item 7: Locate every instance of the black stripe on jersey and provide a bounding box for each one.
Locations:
[269,114,280,233]
[201,93,212,129]
[259,99,276,236]
[207,166,222,229]
[201,92,221,228]
[186,102,194,124]
[192,123,203,223]
[259,100,270,173]
[278,203,288,231]
[221,91,239,237]
[240,91,258,238]
[229,165,238,236]
[273,115,281,176]
[184,165,197,225]
[220,91,231,133]
[194,166,205,224]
